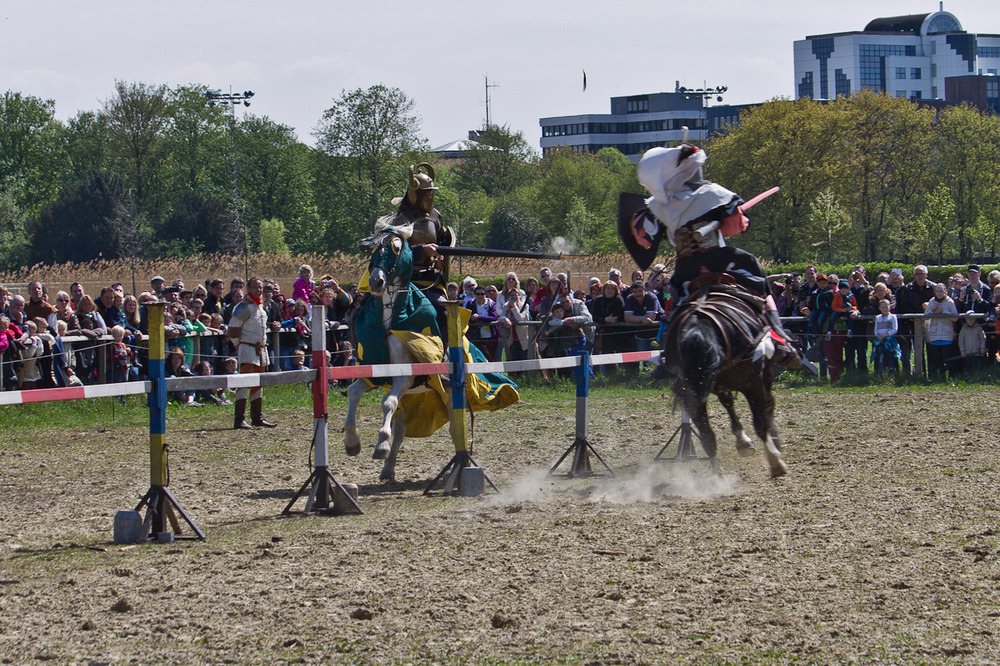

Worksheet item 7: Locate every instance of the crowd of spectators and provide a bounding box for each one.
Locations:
[2,261,998,396]
[778,263,999,382]
[0,267,358,402]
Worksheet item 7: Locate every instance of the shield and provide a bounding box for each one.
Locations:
[617,192,662,271]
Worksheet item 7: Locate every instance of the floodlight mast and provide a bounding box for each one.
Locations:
[674,81,728,104]
[205,88,255,280]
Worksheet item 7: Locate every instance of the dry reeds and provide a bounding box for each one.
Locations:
[0,251,673,295]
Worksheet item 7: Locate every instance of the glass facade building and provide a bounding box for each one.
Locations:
[794,11,1000,103]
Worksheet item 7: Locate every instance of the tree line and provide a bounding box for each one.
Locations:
[2,83,998,272]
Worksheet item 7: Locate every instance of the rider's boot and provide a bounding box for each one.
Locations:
[764,310,809,372]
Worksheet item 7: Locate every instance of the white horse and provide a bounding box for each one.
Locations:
[342,228,457,481]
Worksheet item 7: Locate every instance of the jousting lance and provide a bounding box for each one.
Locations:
[436,246,587,261]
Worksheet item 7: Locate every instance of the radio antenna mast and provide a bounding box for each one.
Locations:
[484,75,499,128]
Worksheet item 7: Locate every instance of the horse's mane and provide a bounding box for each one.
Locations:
[360,219,413,254]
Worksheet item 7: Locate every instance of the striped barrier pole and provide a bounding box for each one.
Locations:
[424,301,497,496]
[134,303,205,542]
[283,305,361,515]
[548,350,614,477]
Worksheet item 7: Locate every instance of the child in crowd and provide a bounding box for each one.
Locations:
[192,359,230,405]
[17,320,44,390]
[292,264,316,306]
[807,274,833,339]
[222,356,239,400]
[291,349,307,370]
[109,325,136,383]
[871,298,900,377]
[828,279,857,337]
[544,301,585,358]
[165,347,200,406]
[958,310,986,371]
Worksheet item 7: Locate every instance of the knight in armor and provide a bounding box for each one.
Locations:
[377,163,456,342]
[633,144,802,370]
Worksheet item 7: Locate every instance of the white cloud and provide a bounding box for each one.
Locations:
[279,55,365,77]
[11,68,87,93]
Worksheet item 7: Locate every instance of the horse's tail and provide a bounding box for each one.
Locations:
[676,317,724,405]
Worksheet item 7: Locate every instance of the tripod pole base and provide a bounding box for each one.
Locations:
[549,437,614,478]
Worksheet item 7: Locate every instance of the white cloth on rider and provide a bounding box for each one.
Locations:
[637,145,735,248]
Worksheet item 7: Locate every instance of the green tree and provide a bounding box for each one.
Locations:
[151,191,230,256]
[485,201,548,252]
[0,178,29,269]
[933,105,1000,261]
[102,80,171,217]
[28,172,127,264]
[163,84,230,200]
[313,85,427,249]
[63,111,112,183]
[236,116,318,252]
[912,185,958,265]
[835,91,934,261]
[528,146,622,241]
[0,91,67,215]
[807,189,854,264]
[258,218,290,255]
[452,123,536,197]
[710,97,845,263]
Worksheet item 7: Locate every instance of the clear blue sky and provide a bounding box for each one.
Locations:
[2,1,994,151]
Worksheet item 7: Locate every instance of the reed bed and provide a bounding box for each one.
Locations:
[0,251,672,295]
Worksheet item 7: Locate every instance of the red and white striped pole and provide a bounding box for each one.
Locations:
[283,304,361,515]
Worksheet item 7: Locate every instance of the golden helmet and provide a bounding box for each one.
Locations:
[405,163,438,212]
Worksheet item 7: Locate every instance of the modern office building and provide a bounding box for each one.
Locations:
[539,89,712,162]
[793,9,1000,103]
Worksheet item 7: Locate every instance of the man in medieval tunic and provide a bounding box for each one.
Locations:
[227,277,277,429]
[630,143,802,370]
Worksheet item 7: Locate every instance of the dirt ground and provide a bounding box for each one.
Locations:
[2,385,1000,664]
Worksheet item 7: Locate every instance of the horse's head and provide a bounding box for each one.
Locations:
[361,225,413,296]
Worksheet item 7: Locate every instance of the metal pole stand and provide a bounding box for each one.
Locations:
[425,302,498,496]
[138,303,205,542]
[424,450,499,496]
[654,407,701,462]
[549,351,613,478]
[284,305,362,515]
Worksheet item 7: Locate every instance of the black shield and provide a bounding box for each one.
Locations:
[617,192,662,271]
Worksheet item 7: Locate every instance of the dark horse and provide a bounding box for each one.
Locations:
[661,281,788,477]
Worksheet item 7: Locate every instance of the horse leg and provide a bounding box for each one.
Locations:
[717,391,755,457]
[374,375,410,459]
[686,393,721,475]
[343,379,369,457]
[743,382,788,477]
[380,409,406,481]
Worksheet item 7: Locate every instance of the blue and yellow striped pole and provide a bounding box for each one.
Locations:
[137,302,205,540]
[447,301,468,455]
[147,303,167,490]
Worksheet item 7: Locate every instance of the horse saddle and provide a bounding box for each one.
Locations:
[665,281,767,360]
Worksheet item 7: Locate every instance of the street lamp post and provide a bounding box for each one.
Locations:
[205,88,255,279]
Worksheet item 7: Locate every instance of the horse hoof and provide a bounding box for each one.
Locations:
[345,443,361,457]
[735,436,756,457]
[379,472,395,482]
[373,445,389,460]
[770,461,789,478]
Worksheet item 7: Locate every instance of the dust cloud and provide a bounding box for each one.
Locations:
[489,464,741,506]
